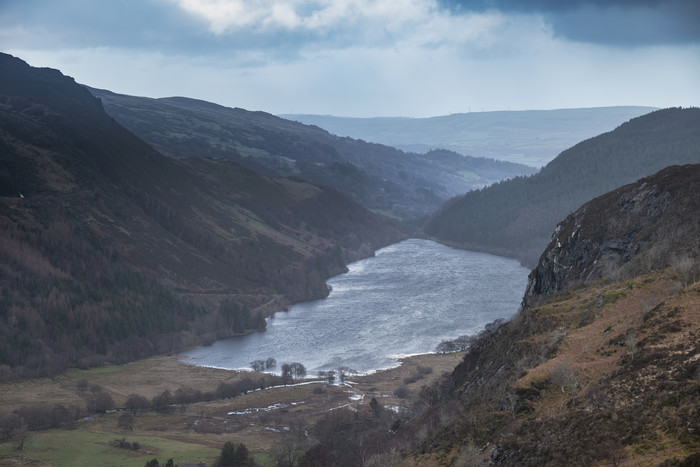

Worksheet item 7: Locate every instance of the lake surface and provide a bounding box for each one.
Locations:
[181,238,529,375]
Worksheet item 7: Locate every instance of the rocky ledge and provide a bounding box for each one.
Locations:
[522,163,700,310]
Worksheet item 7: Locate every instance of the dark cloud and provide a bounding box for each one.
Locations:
[439,0,700,46]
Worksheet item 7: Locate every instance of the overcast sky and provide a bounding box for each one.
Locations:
[2,0,699,117]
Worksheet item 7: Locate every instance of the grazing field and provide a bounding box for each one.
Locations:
[0,352,464,466]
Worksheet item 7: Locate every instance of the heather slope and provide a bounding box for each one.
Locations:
[403,164,700,466]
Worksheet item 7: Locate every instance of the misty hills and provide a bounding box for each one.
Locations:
[424,107,700,267]
[402,164,700,466]
[87,87,536,220]
[280,106,656,168]
[0,53,405,377]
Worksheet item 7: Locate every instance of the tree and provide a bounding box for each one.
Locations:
[273,422,309,467]
[13,417,27,451]
[87,390,114,413]
[117,412,134,431]
[369,397,382,417]
[319,370,336,385]
[126,393,151,415]
[217,441,254,467]
[0,413,22,441]
[281,364,293,385]
[337,366,357,382]
[623,331,637,363]
[551,362,579,393]
[291,363,306,380]
[250,360,266,372]
[152,390,173,413]
[281,362,306,384]
[436,340,457,354]
[501,391,521,418]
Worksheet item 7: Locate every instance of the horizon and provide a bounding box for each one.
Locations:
[2,0,699,118]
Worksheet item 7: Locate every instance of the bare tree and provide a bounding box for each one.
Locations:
[250,359,266,371]
[13,417,27,451]
[273,421,309,467]
[117,412,134,431]
[319,370,336,384]
[291,362,307,380]
[623,331,637,363]
[501,391,521,418]
[551,362,579,394]
[126,393,150,415]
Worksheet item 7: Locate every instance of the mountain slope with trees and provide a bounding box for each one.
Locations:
[0,53,406,379]
[424,108,700,267]
[87,88,536,220]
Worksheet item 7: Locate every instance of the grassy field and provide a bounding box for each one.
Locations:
[0,352,464,466]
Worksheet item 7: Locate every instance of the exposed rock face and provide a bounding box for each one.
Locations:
[522,164,700,310]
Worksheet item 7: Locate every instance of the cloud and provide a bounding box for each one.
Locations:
[2,0,698,117]
[0,0,208,52]
[2,0,525,61]
[438,0,700,46]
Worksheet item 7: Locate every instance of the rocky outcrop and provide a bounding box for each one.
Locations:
[522,163,700,310]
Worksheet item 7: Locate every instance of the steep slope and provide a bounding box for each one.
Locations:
[280,107,656,168]
[0,53,406,378]
[424,108,700,267]
[87,88,536,220]
[401,165,700,466]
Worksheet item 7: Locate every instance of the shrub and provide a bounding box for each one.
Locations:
[394,385,410,399]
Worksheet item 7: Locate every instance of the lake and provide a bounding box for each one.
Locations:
[181,238,529,375]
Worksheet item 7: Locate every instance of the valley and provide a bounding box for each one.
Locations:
[1,50,699,466]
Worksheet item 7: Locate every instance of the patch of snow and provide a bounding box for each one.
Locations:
[227,400,305,416]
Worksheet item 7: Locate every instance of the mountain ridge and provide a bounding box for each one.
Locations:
[87,87,536,220]
[423,107,700,267]
[0,53,406,378]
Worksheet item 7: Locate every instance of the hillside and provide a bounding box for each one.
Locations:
[280,107,656,168]
[87,88,536,220]
[400,164,700,466]
[424,108,700,267]
[0,53,406,379]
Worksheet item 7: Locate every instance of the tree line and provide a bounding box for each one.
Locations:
[424,108,700,267]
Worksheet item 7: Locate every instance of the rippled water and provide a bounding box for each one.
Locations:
[181,238,529,375]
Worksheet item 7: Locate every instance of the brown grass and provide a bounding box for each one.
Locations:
[0,351,464,465]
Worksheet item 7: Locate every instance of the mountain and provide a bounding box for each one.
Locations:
[423,108,700,267]
[400,164,700,466]
[87,88,536,220]
[280,107,657,168]
[0,53,406,378]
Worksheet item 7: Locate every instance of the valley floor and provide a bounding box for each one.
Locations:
[0,351,464,466]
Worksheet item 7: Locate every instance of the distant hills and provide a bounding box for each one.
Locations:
[88,88,536,220]
[280,106,657,168]
[423,107,700,267]
[0,53,405,377]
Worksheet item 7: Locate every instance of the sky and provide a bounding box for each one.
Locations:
[1,0,699,117]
